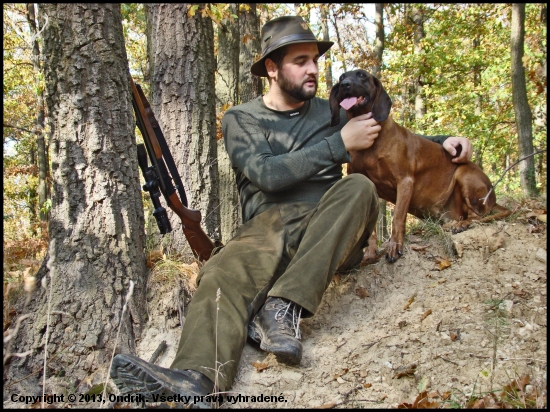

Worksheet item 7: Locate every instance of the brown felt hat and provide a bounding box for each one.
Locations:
[251,15,334,77]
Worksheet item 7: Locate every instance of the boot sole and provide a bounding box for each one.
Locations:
[250,323,302,365]
[111,354,213,408]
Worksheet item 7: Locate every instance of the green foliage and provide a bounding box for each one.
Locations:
[121,3,147,79]
[3,3,41,240]
[382,4,546,191]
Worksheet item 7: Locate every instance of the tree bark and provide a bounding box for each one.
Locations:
[5,3,147,393]
[216,4,241,243]
[239,4,263,103]
[26,3,50,225]
[147,4,221,253]
[372,3,384,79]
[511,3,538,196]
[216,5,239,110]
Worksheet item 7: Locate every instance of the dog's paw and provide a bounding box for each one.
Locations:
[385,253,397,263]
[385,246,403,263]
[451,221,470,234]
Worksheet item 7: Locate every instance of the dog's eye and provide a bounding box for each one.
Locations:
[339,74,344,82]
[357,71,366,78]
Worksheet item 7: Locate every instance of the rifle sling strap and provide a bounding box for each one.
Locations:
[150,121,189,208]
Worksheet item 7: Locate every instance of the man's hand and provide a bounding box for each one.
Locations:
[341,112,382,151]
[443,136,473,163]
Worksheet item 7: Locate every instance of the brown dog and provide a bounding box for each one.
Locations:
[329,69,511,263]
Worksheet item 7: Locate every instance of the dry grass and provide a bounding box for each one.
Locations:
[147,249,200,288]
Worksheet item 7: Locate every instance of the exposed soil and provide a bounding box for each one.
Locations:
[135,196,547,408]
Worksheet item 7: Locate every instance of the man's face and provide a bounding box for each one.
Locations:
[273,43,320,102]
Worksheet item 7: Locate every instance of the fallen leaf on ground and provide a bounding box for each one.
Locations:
[403,294,416,310]
[526,210,545,219]
[393,363,417,379]
[333,368,349,380]
[434,257,451,271]
[397,391,441,409]
[251,361,269,372]
[420,309,432,321]
[501,374,530,398]
[355,286,370,299]
[513,289,530,297]
[411,244,431,251]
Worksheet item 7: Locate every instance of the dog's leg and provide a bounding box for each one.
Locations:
[361,229,379,264]
[468,203,511,225]
[386,177,414,263]
[450,168,511,233]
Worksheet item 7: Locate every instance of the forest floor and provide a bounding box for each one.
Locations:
[3,195,547,409]
[134,195,547,409]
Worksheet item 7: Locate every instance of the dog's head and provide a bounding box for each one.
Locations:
[329,69,392,126]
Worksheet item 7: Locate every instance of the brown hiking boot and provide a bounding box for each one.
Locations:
[110,353,215,408]
[248,297,303,365]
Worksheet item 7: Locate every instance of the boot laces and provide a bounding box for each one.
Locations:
[273,299,302,340]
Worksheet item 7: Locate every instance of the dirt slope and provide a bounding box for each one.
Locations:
[135,199,546,409]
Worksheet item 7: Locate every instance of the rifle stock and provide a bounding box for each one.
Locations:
[130,76,218,262]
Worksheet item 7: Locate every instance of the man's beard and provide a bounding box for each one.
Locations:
[278,71,317,102]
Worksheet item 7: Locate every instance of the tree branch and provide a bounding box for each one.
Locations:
[4,123,35,134]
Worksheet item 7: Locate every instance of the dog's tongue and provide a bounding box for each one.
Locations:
[340,97,358,111]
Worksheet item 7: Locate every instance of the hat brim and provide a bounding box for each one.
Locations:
[250,40,334,77]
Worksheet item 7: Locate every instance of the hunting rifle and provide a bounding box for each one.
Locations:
[130,77,218,262]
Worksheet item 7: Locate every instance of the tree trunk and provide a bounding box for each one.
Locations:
[473,21,484,170]
[372,3,384,78]
[5,3,147,394]
[143,4,153,85]
[216,4,241,243]
[511,3,538,197]
[147,4,221,253]
[412,6,425,122]
[26,3,50,226]
[239,4,263,103]
[331,14,347,73]
[28,147,39,235]
[372,3,388,242]
[320,5,333,91]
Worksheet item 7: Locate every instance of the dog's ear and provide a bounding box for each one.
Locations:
[329,83,341,127]
[371,76,392,122]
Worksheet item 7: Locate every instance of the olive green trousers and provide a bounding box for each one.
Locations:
[171,174,379,390]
